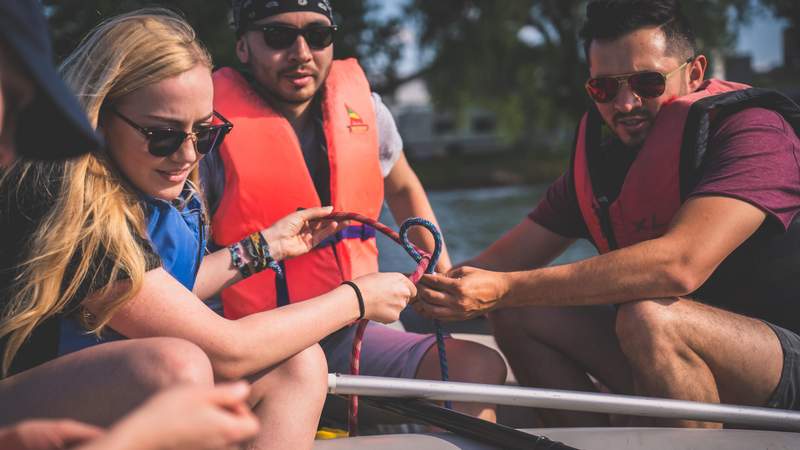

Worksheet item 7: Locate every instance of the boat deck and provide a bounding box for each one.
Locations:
[314,427,800,449]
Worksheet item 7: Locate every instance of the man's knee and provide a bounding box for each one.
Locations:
[446,339,508,385]
[615,299,682,365]
[489,309,524,347]
[125,338,214,389]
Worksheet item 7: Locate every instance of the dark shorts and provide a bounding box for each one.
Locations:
[764,322,800,410]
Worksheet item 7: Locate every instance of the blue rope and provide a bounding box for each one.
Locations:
[398,217,452,409]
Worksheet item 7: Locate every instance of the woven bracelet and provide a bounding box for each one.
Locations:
[228,242,252,278]
[258,232,284,278]
[241,232,284,278]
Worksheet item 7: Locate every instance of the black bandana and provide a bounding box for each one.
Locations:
[231,0,335,33]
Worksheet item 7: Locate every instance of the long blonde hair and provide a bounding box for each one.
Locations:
[0,8,212,375]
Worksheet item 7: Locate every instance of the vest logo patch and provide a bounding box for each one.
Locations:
[346,104,370,134]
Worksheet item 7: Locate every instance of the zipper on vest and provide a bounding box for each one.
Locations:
[329,241,347,278]
[596,195,620,250]
[195,210,206,280]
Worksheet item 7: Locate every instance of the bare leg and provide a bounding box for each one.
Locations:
[0,338,214,427]
[490,306,634,427]
[243,344,328,450]
[415,338,507,422]
[616,298,783,428]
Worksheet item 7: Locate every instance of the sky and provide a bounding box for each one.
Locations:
[375,1,789,74]
[736,8,788,71]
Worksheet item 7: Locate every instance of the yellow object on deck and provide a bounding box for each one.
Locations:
[315,427,349,440]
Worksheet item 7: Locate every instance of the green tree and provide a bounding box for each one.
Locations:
[758,0,800,27]
[403,0,752,149]
[43,0,404,88]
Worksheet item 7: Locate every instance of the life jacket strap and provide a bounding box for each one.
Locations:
[316,224,376,248]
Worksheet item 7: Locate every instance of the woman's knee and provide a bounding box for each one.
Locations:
[272,344,328,386]
[123,337,214,389]
[0,338,213,426]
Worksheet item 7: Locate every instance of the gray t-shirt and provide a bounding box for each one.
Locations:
[201,92,402,214]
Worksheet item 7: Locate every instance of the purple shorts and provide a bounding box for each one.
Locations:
[321,322,438,378]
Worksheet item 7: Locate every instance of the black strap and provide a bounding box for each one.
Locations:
[360,396,581,450]
[275,261,290,307]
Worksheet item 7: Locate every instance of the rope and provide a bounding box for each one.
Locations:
[323,212,449,436]
[399,218,451,402]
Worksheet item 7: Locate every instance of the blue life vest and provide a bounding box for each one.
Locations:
[58,186,207,355]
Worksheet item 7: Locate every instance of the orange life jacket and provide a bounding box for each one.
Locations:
[211,59,383,319]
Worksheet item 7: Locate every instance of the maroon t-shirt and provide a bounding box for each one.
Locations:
[529,107,800,239]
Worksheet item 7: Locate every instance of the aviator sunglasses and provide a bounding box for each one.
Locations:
[585,57,694,103]
[110,108,233,157]
[246,24,338,50]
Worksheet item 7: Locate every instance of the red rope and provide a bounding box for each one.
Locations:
[324,212,433,436]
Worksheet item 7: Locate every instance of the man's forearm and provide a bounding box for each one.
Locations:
[501,238,693,307]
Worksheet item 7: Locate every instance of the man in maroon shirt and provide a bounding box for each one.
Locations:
[416,0,800,427]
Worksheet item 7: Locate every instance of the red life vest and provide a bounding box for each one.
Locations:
[572,79,800,332]
[211,60,383,319]
[573,79,750,253]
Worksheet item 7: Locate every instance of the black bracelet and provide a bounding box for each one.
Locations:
[341,280,365,320]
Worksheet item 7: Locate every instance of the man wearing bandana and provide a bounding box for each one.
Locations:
[202,0,507,421]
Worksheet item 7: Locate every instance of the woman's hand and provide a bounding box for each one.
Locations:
[262,206,342,261]
[0,420,103,450]
[80,383,259,450]
[349,272,417,323]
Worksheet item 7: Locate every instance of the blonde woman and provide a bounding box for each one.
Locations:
[0,9,415,449]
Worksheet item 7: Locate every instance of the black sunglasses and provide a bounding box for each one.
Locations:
[110,108,233,157]
[247,24,338,50]
[585,57,694,104]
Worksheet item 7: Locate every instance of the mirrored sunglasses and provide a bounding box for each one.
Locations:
[585,58,694,104]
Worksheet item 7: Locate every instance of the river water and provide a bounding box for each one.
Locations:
[377,185,598,273]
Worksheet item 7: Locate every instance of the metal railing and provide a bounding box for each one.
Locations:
[328,373,800,431]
